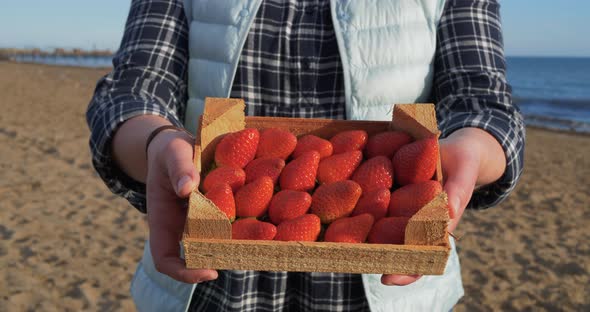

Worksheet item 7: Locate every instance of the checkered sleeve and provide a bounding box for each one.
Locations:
[434,0,525,210]
[85,0,189,213]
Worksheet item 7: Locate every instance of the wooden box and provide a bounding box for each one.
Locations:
[182,98,450,275]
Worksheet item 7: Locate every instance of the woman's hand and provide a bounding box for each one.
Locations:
[145,129,218,283]
[381,127,506,286]
[111,116,218,284]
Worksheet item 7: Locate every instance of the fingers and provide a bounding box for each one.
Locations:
[153,255,218,284]
[148,204,218,284]
[145,130,209,283]
[163,137,199,198]
[149,228,218,284]
[381,274,422,286]
[443,166,476,219]
[442,152,478,232]
[150,225,217,283]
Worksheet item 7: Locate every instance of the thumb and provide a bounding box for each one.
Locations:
[165,139,199,198]
[443,158,478,230]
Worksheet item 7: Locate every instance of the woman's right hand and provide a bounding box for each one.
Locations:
[145,128,218,284]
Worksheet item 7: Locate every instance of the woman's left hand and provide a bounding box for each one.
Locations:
[381,127,506,286]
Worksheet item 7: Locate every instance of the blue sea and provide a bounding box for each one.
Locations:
[12,54,113,68]
[507,57,590,133]
[9,55,590,133]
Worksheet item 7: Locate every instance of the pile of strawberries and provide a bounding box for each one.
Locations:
[202,127,442,245]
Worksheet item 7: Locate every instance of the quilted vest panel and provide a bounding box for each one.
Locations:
[183,0,446,132]
[183,0,262,133]
[331,0,446,120]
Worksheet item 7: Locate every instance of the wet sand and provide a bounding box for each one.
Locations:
[0,62,588,311]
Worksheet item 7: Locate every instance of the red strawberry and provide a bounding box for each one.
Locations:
[244,157,285,185]
[256,128,297,160]
[365,131,413,159]
[351,156,394,193]
[268,190,312,225]
[232,218,277,240]
[389,180,443,217]
[317,151,363,184]
[311,180,362,224]
[367,217,410,244]
[330,130,368,154]
[274,214,321,242]
[392,136,439,186]
[292,135,333,159]
[235,176,274,217]
[215,128,259,169]
[201,166,246,193]
[351,188,390,221]
[324,213,375,243]
[204,184,236,222]
[279,151,320,191]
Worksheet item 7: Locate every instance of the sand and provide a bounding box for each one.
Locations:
[0,62,588,311]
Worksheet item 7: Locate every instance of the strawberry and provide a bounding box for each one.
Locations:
[351,188,390,221]
[330,130,368,154]
[204,184,236,222]
[311,180,362,224]
[232,218,277,240]
[317,151,363,184]
[256,128,297,160]
[235,176,274,218]
[215,128,259,169]
[201,166,246,193]
[268,190,312,225]
[367,217,410,244]
[274,214,321,242]
[351,156,394,193]
[324,213,375,243]
[392,136,439,186]
[389,180,443,217]
[365,131,413,159]
[244,157,285,185]
[279,151,320,191]
[292,135,333,159]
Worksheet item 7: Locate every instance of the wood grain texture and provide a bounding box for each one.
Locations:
[183,98,451,274]
[183,239,449,275]
[391,104,440,138]
[185,191,231,239]
[246,117,390,137]
[405,193,450,247]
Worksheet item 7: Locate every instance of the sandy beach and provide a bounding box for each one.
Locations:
[0,62,588,311]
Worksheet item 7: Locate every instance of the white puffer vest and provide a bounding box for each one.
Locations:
[131,1,465,311]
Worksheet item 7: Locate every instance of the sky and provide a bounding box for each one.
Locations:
[0,0,589,57]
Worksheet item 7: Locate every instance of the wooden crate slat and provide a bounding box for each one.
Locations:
[183,239,449,275]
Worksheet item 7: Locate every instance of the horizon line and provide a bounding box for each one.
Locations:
[1,46,589,59]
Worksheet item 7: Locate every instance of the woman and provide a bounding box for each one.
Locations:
[87,0,524,311]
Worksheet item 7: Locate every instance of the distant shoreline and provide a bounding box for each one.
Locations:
[1,47,588,60]
[0,48,114,58]
[506,55,590,59]
[2,47,588,60]
[2,53,113,69]
[0,59,112,70]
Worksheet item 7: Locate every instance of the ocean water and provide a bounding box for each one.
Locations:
[7,54,590,133]
[507,57,590,133]
[11,54,113,68]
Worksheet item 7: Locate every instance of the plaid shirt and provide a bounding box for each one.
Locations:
[86,0,525,310]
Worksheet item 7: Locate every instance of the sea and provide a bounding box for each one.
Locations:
[9,54,590,133]
[507,57,590,133]
[11,54,113,68]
